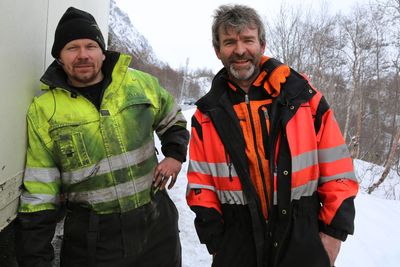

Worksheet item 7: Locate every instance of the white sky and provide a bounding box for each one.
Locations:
[158,107,400,267]
[115,0,368,73]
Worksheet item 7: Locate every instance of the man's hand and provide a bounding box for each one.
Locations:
[153,157,182,190]
[319,232,341,266]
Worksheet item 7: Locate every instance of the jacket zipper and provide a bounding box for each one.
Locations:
[245,94,270,219]
[259,105,271,159]
[225,151,233,181]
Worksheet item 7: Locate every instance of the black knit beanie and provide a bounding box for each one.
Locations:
[51,7,106,58]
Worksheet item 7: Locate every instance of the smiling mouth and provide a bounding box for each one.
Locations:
[234,60,248,64]
[232,60,251,68]
[232,56,251,63]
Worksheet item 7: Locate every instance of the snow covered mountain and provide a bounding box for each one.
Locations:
[108,0,164,67]
[108,0,212,99]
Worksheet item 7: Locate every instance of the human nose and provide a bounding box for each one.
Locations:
[77,47,89,58]
[233,41,246,56]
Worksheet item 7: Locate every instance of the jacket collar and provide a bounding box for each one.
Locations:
[196,67,229,112]
[197,56,287,112]
[197,56,313,113]
[40,51,125,92]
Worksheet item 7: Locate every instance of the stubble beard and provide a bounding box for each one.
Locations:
[73,70,99,85]
[71,63,102,86]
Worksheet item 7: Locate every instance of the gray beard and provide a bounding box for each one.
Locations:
[229,64,255,81]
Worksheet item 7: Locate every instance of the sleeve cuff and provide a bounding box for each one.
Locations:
[162,144,187,162]
[204,235,223,254]
[319,220,349,241]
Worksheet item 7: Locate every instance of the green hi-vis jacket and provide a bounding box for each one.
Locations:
[19,52,189,214]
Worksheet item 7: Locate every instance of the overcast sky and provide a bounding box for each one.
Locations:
[115,0,368,73]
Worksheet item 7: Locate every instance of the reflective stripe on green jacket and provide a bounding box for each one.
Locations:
[19,52,188,214]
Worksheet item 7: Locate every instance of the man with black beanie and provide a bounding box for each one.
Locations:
[15,6,188,267]
[51,7,106,59]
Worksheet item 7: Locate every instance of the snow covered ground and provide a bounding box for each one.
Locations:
[158,107,400,267]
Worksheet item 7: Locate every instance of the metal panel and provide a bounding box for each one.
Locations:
[0,172,23,231]
[0,0,49,231]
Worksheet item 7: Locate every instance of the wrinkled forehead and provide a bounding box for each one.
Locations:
[219,23,258,36]
[218,23,259,38]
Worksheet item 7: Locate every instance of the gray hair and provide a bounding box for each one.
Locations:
[212,4,266,51]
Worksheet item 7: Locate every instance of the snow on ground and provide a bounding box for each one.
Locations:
[156,107,211,267]
[337,193,400,267]
[356,159,400,200]
[155,107,400,267]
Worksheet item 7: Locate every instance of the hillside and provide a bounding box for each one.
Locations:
[108,0,212,101]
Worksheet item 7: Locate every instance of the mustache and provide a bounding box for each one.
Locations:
[73,60,94,67]
[229,55,252,62]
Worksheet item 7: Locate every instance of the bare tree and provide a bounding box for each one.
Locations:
[340,5,374,158]
[368,128,400,193]
[358,2,391,163]
[265,0,399,183]
[265,1,312,70]
[305,11,348,112]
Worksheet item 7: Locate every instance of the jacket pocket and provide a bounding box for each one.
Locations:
[277,205,331,267]
[53,131,91,171]
[212,224,257,267]
[117,96,152,113]
[116,98,154,137]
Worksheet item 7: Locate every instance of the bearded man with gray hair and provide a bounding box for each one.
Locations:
[186,4,358,267]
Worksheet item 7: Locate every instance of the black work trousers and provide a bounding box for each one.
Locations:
[60,191,181,267]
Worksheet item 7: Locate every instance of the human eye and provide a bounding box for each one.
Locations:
[87,44,99,49]
[66,45,78,51]
[223,39,235,46]
[244,37,255,44]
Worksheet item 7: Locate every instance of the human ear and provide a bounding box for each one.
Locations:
[214,48,222,60]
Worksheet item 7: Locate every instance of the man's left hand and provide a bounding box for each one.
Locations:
[319,232,341,266]
[153,157,182,190]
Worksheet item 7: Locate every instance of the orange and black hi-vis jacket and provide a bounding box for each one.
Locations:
[186,57,359,267]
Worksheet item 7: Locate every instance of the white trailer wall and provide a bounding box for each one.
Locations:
[0,0,110,231]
